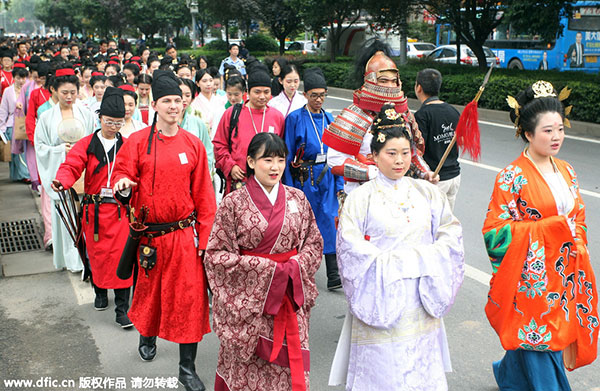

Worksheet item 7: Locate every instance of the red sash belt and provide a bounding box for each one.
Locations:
[241,248,306,391]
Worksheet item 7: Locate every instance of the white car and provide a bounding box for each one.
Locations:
[427,45,499,67]
[407,42,436,58]
[286,41,318,54]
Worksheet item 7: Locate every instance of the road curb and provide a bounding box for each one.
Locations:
[327,86,600,140]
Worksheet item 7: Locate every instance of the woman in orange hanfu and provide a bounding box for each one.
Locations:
[482,80,598,391]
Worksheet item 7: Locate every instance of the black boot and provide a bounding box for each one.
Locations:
[325,253,342,291]
[114,288,133,328]
[178,343,205,391]
[138,335,157,361]
[93,284,108,310]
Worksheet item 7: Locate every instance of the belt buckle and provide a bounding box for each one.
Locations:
[178,221,185,229]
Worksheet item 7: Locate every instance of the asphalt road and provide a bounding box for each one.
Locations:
[1,92,599,391]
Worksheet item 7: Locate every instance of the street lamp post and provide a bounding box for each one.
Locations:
[188,0,199,48]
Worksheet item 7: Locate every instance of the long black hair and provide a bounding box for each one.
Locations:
[246,133,288,177]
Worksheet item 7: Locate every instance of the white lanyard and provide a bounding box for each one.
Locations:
[306,106,325,154]
[102,137,117,188]
[248,106,266,134]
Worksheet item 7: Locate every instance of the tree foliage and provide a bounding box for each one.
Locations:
[505,0,575,43]
[255,0,302,54]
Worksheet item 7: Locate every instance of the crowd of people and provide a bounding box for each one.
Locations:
[0,34,596,391]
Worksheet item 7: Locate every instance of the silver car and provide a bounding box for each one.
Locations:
[427,44,499,67]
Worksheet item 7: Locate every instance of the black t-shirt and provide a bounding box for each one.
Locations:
[414,102,461,181]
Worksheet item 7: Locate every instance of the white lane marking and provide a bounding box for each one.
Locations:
[68,271,95,305]
[465,264,491,287]
[328,96,600,144]
[458,158,600,199]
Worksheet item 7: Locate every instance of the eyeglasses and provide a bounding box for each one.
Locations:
[103,118,125,128]
[309,93,328,100]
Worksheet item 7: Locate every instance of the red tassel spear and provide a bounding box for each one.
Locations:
[433,65,494,177]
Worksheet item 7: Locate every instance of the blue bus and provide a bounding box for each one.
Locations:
[436,1,600,72]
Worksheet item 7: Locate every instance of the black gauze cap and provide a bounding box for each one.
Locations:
[304,67,327,92]
[99,87,125,118]
[247,68,272,91]
[152,69,182,101]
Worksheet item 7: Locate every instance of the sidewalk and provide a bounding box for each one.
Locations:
[0,162,55,277]
[327,86,600,140]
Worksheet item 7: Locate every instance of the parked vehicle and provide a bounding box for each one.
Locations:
[426,44,500,67]
[407,42,436,58]
[286,41,318,54]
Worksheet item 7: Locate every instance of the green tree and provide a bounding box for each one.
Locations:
[505,0,575,43]
[256,0,302,54]
[365,0,421,64]
[34,0,87,36]
[128,0,189,40]
[300,0,362,61]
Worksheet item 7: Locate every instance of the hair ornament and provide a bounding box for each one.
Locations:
[384,108,401,121]
[377,132,386,143]
[532,80,556,99]
[506,95,522,137]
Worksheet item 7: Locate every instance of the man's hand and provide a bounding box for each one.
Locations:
[424,171,440,184]
[113,177,138,193]
[51,179,64,192]
[230,165,245,181]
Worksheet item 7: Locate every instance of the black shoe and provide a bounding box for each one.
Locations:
[178,343,205,391]
[325,254,343,291]
[116,314,134,328]
[138,335,157,362]
[94,296,109,311]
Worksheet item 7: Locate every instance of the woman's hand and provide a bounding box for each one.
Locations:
[64,143,73,153]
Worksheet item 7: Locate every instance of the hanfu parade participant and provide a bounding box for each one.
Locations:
[213,68,285,194]
[34,66,95,271]
[177,77,214,176]
[135,74,154,125]
[78,67,94,100]
[483,81,598,391]
[322,39,435,194]
[118,84,145,138]
[52,87,133,326]
[270,57,287,97]
[331,105,464,390]
[112,70,216,391]
[205,132,323,391]
[0,48,14,99]
[0,63,30,181]
[283,67,343,290]
[190,68,227,137]
[83,73,107,115]
[268,64,307,118]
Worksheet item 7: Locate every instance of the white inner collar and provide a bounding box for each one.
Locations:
[255,176,279,206]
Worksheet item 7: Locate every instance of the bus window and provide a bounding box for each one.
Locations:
[569,6,600,30]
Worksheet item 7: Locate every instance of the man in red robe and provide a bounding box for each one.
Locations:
[113,70,216,391]
[25,62,51,144]
[0,48,14,99]
[53,87,133,327]
[213,67,285,194]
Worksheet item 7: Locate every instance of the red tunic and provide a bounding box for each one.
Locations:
[55,132,132,289]
[0,69,13,98]
[112,126,216,343]
[25,87,51,144]
[213,104,285,193]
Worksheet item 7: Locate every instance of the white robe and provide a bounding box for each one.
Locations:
[330,173,465,391]
[34,103,95,272]
[189,93,227,138]
[268,91,307,118]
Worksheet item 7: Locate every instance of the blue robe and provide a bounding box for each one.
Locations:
[283,106,344,254]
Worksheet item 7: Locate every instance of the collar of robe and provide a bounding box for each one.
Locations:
[87,129,123,174]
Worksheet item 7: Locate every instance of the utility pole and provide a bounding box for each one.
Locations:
[188,0,199,48]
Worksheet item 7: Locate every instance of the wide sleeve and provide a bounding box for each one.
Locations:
[34,112,66,199]
[25,91,37,143]
[55,136,89,189]
[196,119,215,176]
[204,195,278,361]
[287,193,324,309]
[190,141,216,249]
[0,90,10,133]
[212,107,237,177]
[337,184,464,329]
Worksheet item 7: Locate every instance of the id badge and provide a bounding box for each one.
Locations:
[315,153,327,164]
[100,187,113,198]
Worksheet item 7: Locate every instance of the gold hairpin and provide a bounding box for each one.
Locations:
[384,108,401,120]
[377,132,386,143]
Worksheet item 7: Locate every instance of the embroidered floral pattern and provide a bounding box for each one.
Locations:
[497,165,528,194]
[518,318,551,351]
[498,199,521,221]
[518,240,547,299]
